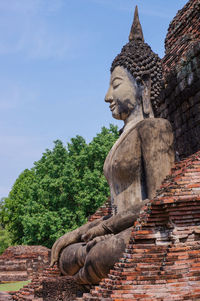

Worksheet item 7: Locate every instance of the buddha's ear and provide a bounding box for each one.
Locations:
[141,73,152,116]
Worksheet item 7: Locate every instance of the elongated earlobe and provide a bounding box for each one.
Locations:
[141,74,153,117]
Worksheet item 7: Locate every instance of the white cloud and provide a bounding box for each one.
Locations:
[0,134,58,195]
[0,82,37,110]
[15,24,72,60]
[0,134,45,158]
[0,134,50,198]
[0,0,82,60]
[0,185,11,199]
[141,9,170,19]
[0,0,64,15]
[87,0,175,18]
[87,0,132,11]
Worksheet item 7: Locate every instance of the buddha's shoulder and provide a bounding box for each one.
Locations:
[126,118,173,141]
[136,118,172,134]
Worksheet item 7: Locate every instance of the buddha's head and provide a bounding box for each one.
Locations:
[105,6,163,122]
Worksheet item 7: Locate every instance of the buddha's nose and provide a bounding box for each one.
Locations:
[105,87,113,103]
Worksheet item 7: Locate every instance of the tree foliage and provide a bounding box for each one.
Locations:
[0,198,12,254]
[0,228,12,254]
[1,125,118,248]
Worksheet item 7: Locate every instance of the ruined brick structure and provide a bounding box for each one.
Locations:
[158,0,200,159]
[0,246,50,283]
[87,198,112,222]
[163,0,200,73]
[10,265,86,301]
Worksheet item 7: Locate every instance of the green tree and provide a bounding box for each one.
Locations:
[1,125,118,248]
[1,170,36,244]
[0,198,12,254]
[0,228,12,254]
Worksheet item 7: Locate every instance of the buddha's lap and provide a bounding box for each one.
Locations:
[59,227,132,283]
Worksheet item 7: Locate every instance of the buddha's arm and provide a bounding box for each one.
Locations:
[82,199,148,242]
[138,118,174,199]
[50,216,110,266]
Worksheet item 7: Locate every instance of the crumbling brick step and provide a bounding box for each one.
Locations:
[0,271,28,282]
[0,291,13,301]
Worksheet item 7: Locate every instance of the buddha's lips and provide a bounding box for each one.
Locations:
[110,104,116,111]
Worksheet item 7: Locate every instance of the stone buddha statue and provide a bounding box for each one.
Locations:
[51,7,174,285]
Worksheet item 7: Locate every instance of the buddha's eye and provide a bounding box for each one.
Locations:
[112,79,122,89]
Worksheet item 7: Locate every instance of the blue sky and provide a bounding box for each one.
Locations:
[0,0,188,198]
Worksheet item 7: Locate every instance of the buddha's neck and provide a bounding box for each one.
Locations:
[123,105,144,133]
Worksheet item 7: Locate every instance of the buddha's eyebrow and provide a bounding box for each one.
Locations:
[111,76,123,84]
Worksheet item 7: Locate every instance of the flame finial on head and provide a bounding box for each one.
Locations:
[111,4,163,115]
[129,6,144,42]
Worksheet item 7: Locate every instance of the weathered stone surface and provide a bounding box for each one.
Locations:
[103,116,174,212]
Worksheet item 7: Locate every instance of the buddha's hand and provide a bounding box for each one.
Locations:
[86,233,114,253]
[82,199,150,244]
[50,229,81,267]
[82,222,111,243]
[50,218,104,267]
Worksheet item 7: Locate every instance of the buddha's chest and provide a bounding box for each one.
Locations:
[104,128,142,184]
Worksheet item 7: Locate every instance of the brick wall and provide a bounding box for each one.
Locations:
[159,41,200,159]
[0,246,50,282]
[157,0,200,159]
[163,0,200,74]
[87,198,112,222]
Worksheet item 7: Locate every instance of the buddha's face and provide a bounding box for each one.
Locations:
[105,66,139,120]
